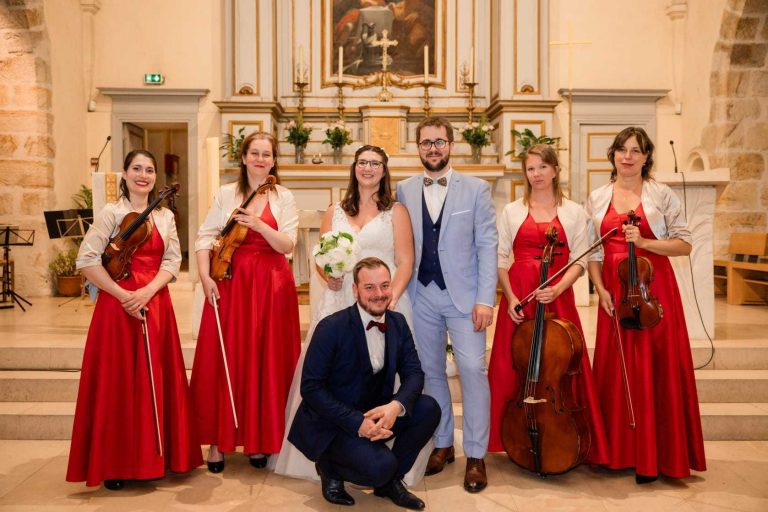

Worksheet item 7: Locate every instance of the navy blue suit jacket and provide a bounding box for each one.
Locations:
[287,305,425,461]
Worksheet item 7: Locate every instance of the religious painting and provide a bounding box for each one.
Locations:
[323,0,444,87]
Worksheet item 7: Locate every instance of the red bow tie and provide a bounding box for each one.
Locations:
[424,176,447,187]
[366,320,387,333]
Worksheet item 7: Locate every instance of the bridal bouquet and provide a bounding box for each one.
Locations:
[312,231,360,278]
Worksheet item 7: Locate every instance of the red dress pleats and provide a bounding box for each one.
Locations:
[190,203,300,454]
[66,228,202,486]
[488,214,610,464]
[592,203,706,477]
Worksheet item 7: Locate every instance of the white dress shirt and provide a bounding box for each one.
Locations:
[357,304,386,374]
[422,167,454,223]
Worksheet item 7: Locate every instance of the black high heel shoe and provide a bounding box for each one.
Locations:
[249,454,268,469]
[104,479,125,490]
[207,445,225,473]
[635,473,658,484]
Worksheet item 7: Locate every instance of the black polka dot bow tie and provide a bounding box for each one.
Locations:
[423,176,447,187]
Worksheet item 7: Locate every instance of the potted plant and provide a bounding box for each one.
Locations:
[49,248,81,297]
[507,128,560,158]
[323,121,353,164]
[462,116,495,163]
[286,120,312,163]
[220,126,246,160]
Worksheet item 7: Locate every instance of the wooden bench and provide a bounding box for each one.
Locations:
[714,232,768,305]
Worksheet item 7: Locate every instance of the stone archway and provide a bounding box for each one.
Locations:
[0,0,55,296]
[701,0,768,257]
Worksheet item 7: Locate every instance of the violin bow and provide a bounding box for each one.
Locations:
[611,310,636,430]
[515,226,619,313]
[140,310,163,456]
[212,295,239,429]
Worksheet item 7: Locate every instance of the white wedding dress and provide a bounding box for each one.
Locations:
[272,203,432,486]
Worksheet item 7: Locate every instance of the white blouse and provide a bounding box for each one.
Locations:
[195,181,298,253]
[586,180,692,262]
[76,197,181,279]
[497,198,590,272]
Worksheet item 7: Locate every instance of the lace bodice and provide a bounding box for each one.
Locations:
[313,202,409,324]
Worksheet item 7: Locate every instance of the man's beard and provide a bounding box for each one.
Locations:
[361,296,390,316]
[420,153,450,172]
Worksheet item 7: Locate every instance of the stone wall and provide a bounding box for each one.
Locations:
[702,0,768,257]
[0,0,56,296]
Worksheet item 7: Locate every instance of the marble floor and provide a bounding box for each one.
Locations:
[0,287,767,510]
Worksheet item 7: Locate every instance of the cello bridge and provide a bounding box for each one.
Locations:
[523,396,547,404]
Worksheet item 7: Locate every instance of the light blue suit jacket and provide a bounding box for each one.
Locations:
[397,170,498,314]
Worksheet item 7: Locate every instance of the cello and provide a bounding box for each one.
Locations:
[102,183,180,281]
[500,226,590,476]
[209,175,276,280]
[616,210,663,330]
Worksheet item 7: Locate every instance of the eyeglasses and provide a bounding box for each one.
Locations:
[418,139,449,151]
[356,159,384,170]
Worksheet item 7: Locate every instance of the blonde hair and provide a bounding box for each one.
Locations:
[521,144,565,206]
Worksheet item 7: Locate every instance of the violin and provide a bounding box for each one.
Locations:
[209,175,277,280]
[102,183,181,281]
[501,226,590,476]
[616,210,663,330]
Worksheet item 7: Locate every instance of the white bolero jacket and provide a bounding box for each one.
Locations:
[586,180,691,262]
[195,181,298,253]
[76,197,181,279]
[497,198,590,272]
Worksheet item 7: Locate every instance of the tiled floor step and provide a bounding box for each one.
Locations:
[695,370,768,403]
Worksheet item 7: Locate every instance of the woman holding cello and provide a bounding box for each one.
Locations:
[586,127,705,483]
[488,144,609,468]
[67,149,201,490]
[191,131,300,473]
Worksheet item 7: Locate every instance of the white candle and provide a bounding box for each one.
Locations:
[469,46,475,83]
[338,46,343,83]
[423,45,429,84]
[298,45,305,81]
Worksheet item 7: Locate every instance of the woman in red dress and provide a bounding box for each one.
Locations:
[586,127,706,483]
[66,149,202,490]
[191,131,300,472]
[488,144,609,465]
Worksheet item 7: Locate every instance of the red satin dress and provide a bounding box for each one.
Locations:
[190,203,300,455]
[593,203,706,478]
[67,228,202,487]
[488,214,610,464]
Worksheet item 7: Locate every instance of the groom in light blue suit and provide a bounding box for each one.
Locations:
[396,117,497,493]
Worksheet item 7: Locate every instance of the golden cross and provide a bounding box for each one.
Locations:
[549,24,591,91]
[371,29,398,73]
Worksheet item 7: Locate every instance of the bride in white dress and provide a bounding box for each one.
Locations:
[273,145,432,486]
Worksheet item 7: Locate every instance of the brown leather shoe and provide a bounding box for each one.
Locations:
[424,446,455,476]
[463,457,487,493]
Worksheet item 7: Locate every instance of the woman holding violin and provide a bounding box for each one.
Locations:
[586,127,705,483]
[190,131,300,473]
[488,144,609,467]
[67,149,201,490]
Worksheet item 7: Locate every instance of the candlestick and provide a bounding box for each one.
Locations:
[336,82,345,121]
[469,46,475,83]
[422,83,432,117]
[423,45,429,84]
[298,46,305,81]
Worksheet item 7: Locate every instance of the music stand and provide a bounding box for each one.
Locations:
[0,226,35,311]
[43,209,94,309]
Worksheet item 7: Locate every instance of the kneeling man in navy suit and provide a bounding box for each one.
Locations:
[288,257,440,510]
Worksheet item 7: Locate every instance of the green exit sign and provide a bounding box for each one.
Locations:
[144,73,164,85]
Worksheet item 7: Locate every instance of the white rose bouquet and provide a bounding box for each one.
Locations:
[312,231,360,278]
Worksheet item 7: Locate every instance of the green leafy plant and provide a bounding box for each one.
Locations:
[506,128,560,158]
[286,120,312,148]
[72,185,93,209]
[323,121,353,150]
[220,126,246,160]
[462,116,495,148]
[48,248,78,278]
